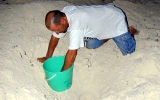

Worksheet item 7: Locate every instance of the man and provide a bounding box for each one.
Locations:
[37,5,139,71]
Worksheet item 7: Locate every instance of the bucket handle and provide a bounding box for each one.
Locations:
[46,74,57,81]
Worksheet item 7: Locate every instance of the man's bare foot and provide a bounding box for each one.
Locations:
[129,26,140,35]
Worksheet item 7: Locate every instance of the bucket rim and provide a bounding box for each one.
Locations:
[43,55,74,73]
[44,63,74,73]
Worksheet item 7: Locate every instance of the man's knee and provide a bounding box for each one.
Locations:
[113,32,136,55]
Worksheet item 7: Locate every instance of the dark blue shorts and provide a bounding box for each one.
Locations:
[84,32,136,55]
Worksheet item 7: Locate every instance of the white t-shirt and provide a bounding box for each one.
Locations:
[52,5,128,49]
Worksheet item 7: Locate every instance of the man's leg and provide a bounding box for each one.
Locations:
[84,26,138,50]
[84,38,109,49]
[113,31,136,55]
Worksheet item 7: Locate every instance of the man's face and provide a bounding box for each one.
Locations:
[49,22,68,34]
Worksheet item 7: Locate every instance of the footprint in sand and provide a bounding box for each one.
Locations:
[30,35,46,42]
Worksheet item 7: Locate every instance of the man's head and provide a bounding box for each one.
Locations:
[45,10,69,34]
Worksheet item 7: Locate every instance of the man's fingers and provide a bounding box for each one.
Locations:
[37,58,44,63]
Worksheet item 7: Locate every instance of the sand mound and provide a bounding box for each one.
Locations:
[0,0,160,100]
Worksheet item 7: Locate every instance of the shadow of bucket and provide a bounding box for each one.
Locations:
[43,56,74,92]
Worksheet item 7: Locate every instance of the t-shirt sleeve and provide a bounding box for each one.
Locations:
[68,30,85,50]
[52,32,67,38]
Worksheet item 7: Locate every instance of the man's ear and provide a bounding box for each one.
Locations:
[60,17,67,24]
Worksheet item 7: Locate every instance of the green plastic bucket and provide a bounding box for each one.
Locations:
[43,56,74,92]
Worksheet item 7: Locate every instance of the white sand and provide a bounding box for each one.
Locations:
[0,0,160,100]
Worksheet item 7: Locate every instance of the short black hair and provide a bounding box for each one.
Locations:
[46,10,65,25]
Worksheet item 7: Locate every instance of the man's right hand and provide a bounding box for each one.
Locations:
[37,57,48,63]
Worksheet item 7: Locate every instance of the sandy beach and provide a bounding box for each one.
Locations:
[0,0,160,99]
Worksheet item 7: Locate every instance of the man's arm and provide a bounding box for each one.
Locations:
[37,35,59,63]
[61,49,77,71]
